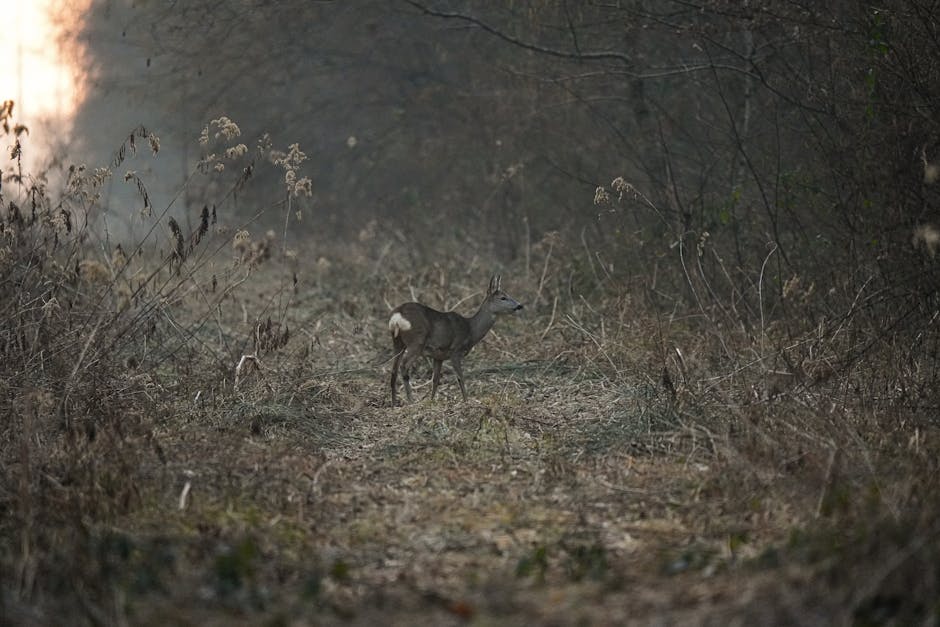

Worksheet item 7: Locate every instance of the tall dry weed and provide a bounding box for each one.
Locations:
[0,111,311,621]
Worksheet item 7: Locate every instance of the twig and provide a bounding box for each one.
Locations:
[815,446,839,518]
[178,480,192,510]
[534,236,554,306]
[758,243,778,360]
[580,226,602,289]
[539,295,559,341]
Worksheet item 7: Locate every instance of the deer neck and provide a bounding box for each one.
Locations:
[468,301,495,346]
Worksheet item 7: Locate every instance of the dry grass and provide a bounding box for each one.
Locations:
[2,123,939,626]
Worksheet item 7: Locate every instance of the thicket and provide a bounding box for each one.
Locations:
[0,109,318,620]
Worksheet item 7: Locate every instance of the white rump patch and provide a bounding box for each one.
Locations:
[388,312,412,337]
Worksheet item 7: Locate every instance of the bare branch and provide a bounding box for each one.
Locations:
[404,0,632,65]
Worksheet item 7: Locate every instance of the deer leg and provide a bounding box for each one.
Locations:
[390,348,404,406]
[451,355,469,401]
[400,349,422,403]
[431,359,443,400]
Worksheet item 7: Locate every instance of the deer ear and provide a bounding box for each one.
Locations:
[489,274,501,293]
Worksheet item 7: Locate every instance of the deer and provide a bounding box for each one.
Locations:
[388,275,523,405]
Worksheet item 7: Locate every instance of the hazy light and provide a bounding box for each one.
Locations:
[0,0,86,168]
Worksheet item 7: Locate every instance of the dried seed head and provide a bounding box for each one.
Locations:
[168,216,182,238]
[168,217,185,262]
[913,224,940,257]
[782,275,801,299]
[190,206,210,250]
[79,259,110,283]
[292,176,312,197]
[148,132,160,155]
[212,116,241,140]
[224,143,248,159]
[113,244,127,269]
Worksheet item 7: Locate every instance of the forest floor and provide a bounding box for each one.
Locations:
[5,240,936,626]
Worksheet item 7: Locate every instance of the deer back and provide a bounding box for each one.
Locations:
[390,303,472,356]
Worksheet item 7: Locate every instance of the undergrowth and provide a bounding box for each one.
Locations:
[1,107,939,624]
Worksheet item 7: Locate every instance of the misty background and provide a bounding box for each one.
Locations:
[54,0,940,336]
